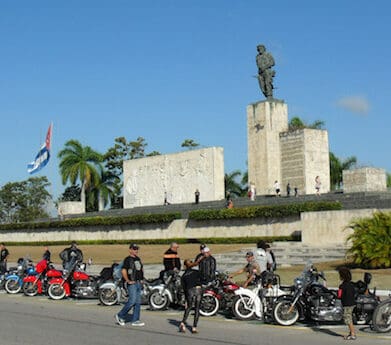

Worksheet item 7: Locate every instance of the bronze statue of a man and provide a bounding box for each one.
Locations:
[256,44,275,99]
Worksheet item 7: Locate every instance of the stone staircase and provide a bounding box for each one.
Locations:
[212,242,349,272]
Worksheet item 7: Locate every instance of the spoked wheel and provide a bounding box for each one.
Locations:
[372,300,391,333]
[273,300,299,326]
[48,283,66,300]
[232,295,256,320]
[200,292,220,317]
[23,282,39,297]
[5,279,22,294]
[99,287,118,306]
[148,290,170,310]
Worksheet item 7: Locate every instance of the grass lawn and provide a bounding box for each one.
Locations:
[7,244,391,290]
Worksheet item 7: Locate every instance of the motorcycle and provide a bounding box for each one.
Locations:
[5,257,35,294]
[148,270,185,310]
[47,259,110,300]
[372,296,391,333]
[22,259,62,296]
[273,263,379,326]
[98,263,162,306]
[231,272,292,321]
[199,272,241,317]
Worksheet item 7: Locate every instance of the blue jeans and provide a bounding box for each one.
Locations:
[118,282,142,322]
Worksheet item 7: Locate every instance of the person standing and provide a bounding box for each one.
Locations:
[163,242,181,272]
[179,259,202,334]
[0,243,9,274]
[274,180,281,196]
[338,267,356,340]
[315,176,321,195]
[286,183,291,197]
[59,241,83,270]
[198,247,216,284]
[194,189,200,204]
[115,243,145,327]
[42,245,51,262]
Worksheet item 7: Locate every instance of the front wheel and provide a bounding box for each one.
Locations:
[200,292,220,317]
[273,300,300,326]
[5,278,22,294]
[23,282,39,297]
[99,287,119,306]
[372,300,391,333]
[48,283,66,300]
[148,290,170,310]
[232,295,256,320]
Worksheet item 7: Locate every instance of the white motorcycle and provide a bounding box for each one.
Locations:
[232,273,292,321]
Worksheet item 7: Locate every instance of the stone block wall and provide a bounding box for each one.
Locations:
[343,167,387,193]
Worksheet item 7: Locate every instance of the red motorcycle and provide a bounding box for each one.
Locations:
[200,272,241,317]
[47,259,108,300]
[23,259,62,296]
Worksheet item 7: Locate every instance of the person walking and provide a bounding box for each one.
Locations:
[338,267,356,340]
[0,243,9,274]
[179,259,202,334]
[115,243,145,327]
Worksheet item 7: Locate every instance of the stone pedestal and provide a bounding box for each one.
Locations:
[343,167,387,193]
[247,100,288,195]
[58,201,85,216]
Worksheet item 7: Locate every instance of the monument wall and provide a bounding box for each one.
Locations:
[343,167,387,193]
[123,147,225,208]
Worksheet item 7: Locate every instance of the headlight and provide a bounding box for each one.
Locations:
[294,277,303,289]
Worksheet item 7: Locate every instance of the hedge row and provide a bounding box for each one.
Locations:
[188,201,342,221]
[0,213,182,231]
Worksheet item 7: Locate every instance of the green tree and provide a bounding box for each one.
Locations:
[0,177,51,223]
[224,170,245,197]
[181,139,200,149]
[88,170,119,211]
[59,185,81,202]
[58,140,102,209]
[329,152,357,190]
[387,173,391,188]
[288,116,325,131]
[346,212,391,268]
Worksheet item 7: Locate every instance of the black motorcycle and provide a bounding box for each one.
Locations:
[372,296,391,333]
[273,263,379,326]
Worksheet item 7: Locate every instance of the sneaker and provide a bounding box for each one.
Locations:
[344,334,356,340]
[131,320,145,327]
[115,314,125,326]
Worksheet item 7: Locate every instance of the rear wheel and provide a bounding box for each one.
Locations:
[232,295,256,320]
[273,300,300,326]
[99,287,118,306]
[200,292,219,317]
[23,282,39,297]
[5,278,22,294]
[372,300,391,333]
[48,283,66,300]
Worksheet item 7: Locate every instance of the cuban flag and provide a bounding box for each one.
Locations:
[27,123,53,174]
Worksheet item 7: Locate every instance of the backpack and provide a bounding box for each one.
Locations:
[113,260,124,281]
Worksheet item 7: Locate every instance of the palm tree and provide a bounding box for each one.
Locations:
[91,170,119,211]
[329,152,357,190]
[224,170,245,197]
[58,140,102,209]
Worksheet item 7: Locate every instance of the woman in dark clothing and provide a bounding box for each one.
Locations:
[179,259,202,334]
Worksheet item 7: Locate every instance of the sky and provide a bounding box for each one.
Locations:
[1,0,390,199]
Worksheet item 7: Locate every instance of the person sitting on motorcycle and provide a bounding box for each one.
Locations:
[59,241,83,270]
[229,251,261,288]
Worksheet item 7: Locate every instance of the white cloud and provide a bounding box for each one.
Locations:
[336,96,370,115]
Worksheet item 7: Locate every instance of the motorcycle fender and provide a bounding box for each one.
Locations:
[234,288,262,318]
[23,275,38,283]
[49,278,71,296]
[203,289,221,299]
[5,274,19,281]
[99,281,116,290]
[152,286,173,303]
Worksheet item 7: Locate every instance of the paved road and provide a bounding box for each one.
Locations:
[0,291,390,345]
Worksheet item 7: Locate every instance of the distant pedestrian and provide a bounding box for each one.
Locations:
[338,267,356,340]
[164,192,170,205]
[226,199,234,209]
[249,182,256,201]
[194,189,200,204]
[286,183,291,197]
[115,243,145,327]
[294,187,298,197]
[0,243,9,274]
[274,180,281,196]
[42,245,51,262]
[315,176,321,196]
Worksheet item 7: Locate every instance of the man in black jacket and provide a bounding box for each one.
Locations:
[59,241,83,270]
[198,247,216,284]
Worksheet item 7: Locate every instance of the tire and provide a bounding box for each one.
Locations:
[5,278,22,294]
[23,282,38,297]
[273,300,300,326]
[200,292,220,317]
[99,287,118,306]
[232,295,256,320]
[372,300,391,333]
[148,290,170,310]
[48,283,66,300]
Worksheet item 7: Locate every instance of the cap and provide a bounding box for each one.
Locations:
[200,243,206,250]
[203,247,210,253]
[246,251,254,257]
[129,243,139,250]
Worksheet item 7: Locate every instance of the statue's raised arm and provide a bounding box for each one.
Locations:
[256,44,275,99]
